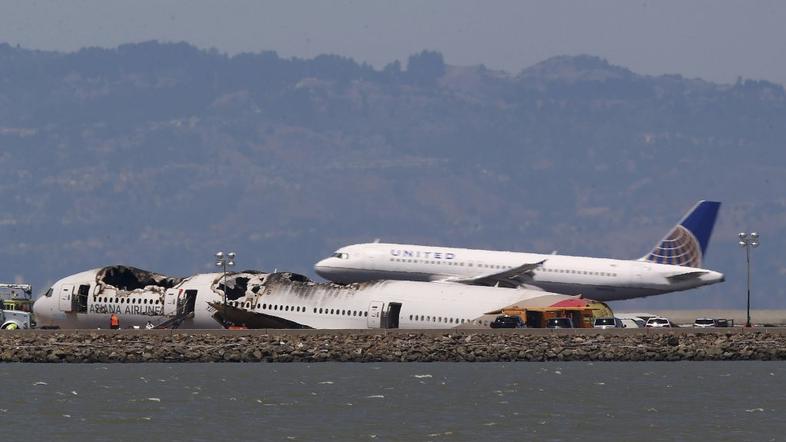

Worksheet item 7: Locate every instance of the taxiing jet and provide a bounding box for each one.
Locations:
[314,201,724,301]
[32,265,599,329]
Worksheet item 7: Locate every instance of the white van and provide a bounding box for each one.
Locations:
[618,318,644,328]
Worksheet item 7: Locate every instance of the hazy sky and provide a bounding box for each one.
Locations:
[1,0,784,84]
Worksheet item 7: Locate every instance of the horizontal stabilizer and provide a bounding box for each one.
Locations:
[666,271,708,282]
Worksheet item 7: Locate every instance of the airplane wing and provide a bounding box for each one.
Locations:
[441,260,546,288]
[666,271,708,282]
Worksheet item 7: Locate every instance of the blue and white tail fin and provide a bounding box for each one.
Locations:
[640,200,721,268]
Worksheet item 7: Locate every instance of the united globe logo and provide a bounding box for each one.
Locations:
[645,225,702,268]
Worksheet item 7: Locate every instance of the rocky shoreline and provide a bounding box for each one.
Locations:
[3,329,786,363]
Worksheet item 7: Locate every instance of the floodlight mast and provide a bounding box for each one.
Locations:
[738,232,759,328]
[215,251,236,326]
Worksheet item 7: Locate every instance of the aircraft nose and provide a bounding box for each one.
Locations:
[33,294,49,318]
[314,258,333,278]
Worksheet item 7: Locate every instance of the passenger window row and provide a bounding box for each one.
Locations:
[408,314,489,326]
[389,257,618,277]
[95,297,161,305]
[541,268,618,277]
[227,301,369,317]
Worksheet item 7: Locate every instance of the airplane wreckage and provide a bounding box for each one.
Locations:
[33,265,612,329]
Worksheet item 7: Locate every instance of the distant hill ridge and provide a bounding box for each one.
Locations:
[0,41,785,310]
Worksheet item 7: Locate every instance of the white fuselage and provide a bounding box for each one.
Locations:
[33,268,586,329]
[314,243,725,301]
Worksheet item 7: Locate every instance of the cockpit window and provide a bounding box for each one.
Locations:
[331,252,349,259]
[44,287,53,298]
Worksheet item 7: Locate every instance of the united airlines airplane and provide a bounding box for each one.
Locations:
[314,201,724,301]
[32,265,593,329]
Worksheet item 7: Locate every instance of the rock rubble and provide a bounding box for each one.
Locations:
[3,330,786,363]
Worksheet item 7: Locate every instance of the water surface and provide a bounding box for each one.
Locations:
[3,362,784,441]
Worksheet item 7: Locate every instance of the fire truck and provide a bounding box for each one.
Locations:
[1,283,34,329]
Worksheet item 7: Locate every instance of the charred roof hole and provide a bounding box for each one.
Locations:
[97,266,183,291]
[219,276,250,301]
[273,272,311,283]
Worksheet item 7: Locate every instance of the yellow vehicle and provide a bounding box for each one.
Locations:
[498,299,613,328]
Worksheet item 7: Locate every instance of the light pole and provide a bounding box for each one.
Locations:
[738,232,759,328]
[215,251,236,312]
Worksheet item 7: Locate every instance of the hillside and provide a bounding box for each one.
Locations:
[1,41,785,309]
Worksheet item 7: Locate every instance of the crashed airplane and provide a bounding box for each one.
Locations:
[33,265,608,329]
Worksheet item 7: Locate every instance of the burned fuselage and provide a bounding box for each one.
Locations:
[208,271,589,330]
[33,266,224,329]
[34,267,599,330]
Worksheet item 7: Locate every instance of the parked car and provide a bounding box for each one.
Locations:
[645,317,672,328]
[490,315,526,328]
[593,317,623,329]
[693,318,717,328]
[546,317,574,328]
[619,318,645,328]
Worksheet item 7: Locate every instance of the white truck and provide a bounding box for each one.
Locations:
[1,283,34,329]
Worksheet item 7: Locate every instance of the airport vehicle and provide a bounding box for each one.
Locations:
[33,266,596,330]
[1,283,34,329]
[645,317,672,328]
[315,201,724,301]
[693,318,717,328]
[547,318,574,328]
[490,315,526,328]
[496,299,613,328]
[594,317,624,329]
[618,318,644,328]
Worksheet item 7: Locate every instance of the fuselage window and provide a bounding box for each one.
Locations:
[409,315,413,320]
[364,311,368,317]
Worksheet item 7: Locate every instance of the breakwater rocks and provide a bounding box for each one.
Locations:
[3,329,786,363]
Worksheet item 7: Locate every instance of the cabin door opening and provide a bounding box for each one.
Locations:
[76,284,90,313]
[383,302,402,329]
[58,284,75,312]
[367,301,384,328]
[183,290,198,315]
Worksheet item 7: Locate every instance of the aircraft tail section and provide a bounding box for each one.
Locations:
[640,200,721,268]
